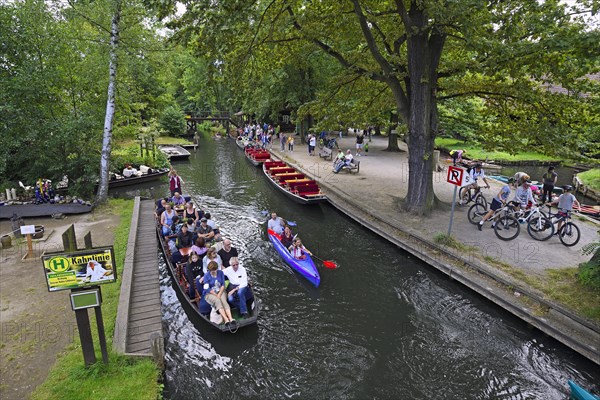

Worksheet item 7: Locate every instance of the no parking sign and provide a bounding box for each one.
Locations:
[447,166,472,187]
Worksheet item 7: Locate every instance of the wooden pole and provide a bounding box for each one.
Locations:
[26,233,33,259]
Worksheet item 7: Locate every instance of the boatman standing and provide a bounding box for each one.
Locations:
[267,212,284,235]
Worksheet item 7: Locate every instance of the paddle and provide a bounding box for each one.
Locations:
[310,254,338,269]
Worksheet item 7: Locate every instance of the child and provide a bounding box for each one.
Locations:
[364,142,369,156]
[288,238,312,260]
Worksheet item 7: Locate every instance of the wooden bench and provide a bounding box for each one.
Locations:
[277,173,305,183]
[340,160,360,174]
[269,167,296,175]
[264,161,287,169]
[318,147,333,160]
[287,180,317,190]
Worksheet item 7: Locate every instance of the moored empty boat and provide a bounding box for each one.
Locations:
[158,144,191,161]
[244,145,271,166]
[263,160,327,205]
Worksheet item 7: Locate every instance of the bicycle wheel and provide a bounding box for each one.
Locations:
[458,187,470,205]
[475,193,487,209]
[559,222,580,247]
[527,216,554,241]
[467,203,487,225]
[494,215,520,241]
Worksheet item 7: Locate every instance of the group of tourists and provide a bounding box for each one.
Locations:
[268,213,312,260]
[155,197,252,327]
[473,166,580,232]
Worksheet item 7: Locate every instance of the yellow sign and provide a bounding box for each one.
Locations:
[42,247,117,292]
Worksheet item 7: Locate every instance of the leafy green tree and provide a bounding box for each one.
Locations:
[159,104,186,136]
[153,0,599,214]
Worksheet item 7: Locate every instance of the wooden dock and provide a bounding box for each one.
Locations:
[114,197,163,361]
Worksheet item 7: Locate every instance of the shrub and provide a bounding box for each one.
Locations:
[159,105,186,137]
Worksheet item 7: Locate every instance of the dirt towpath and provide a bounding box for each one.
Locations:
[0,211,119,400]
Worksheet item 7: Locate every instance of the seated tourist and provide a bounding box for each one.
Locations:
[183,201,199,224]
[171,192,186,206]
[185,252,203,298]
[334,150,354,173]
[165,215,182,241]
[191,237,208,258]
[288,238,312,260]
[202,247,223,274]
[176,223,194,249]
[122,164,138,178]
[199,261,235,326]
[155,198,168,220]
[217,238,238,268]
[224,257,250,318]
[204,212,216,229]
[197,217,215,243]
[160,203,177,236]
[267,212,284,235]
[280,225,295,248]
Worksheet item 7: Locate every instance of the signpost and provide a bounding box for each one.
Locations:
[41,225,115,366]
[20,225,35,260]
[446,166,472,236]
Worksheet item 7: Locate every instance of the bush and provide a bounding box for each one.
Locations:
[159,105,186,137]
[579,241,600,290]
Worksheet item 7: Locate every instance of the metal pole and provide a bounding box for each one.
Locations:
[448,185,458,236]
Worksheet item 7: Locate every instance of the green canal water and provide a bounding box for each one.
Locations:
[117,138,599,399]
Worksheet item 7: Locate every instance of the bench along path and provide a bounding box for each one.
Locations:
[114,197,164,361]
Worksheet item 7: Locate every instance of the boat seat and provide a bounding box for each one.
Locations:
[278,173,305,182]
[269,167,296,175]
[287,180,317,190]
[264,161,287,169]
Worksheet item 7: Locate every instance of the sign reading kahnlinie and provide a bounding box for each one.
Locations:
[42,247,117,292]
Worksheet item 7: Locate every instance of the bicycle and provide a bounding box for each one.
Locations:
[545,206,581,247]
[459,185,488,208]
[319,137,339,150]
[466,202,520,241]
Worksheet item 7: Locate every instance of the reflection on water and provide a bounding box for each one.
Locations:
[156,137,599,400]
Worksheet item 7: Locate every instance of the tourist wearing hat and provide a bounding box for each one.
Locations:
[196,217,215,242]
[546,185,580,234]
[512,179,535,210]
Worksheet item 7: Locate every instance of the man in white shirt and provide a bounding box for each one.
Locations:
[267,212,284,234]
[85,260,112,282]
[122,164,138,178]
[224,257,250,317]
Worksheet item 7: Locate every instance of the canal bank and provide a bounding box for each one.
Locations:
[268,135,600,365]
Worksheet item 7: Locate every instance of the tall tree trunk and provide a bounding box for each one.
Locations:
[385,112,400,151]
[401,11,445,214]
[96,2,121,204]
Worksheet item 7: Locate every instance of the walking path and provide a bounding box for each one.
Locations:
[268,133,599,364]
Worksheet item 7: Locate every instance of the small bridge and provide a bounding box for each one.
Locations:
[185,111,241,134]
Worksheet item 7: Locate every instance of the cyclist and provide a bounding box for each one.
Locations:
[546,185,580,235]
[478,178,514,231]
[511,179,535,210]
[461,164,490,204]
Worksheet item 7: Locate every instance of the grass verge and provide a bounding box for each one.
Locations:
[31,199,161,400]
[577,168,600,192]
[435,138,561,163]
[484,257,600,322]
[433,233,476,253]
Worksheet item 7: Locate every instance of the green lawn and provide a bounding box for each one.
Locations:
[31,199,161,400]
[435,138,561,163]
[155,136,193,145]
[577,168,600,192]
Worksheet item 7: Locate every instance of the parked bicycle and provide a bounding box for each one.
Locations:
[319,137,339,150]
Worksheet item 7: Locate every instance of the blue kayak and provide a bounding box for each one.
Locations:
[569,381,600,400]
[268,231,320,287]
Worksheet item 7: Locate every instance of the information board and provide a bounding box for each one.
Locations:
[42,247,117,292]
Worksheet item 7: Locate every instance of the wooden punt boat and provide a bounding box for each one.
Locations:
[267,230,320,287]
[263,160,327,205]
[155,223,259,333]
[107,168,169,189]
[236,136,250,150]
[568,380,600,400]
[244,146,271,167]
[0,202,93,219]
[158,145,191,161]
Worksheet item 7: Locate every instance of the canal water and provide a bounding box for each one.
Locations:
[148,138,599,399]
